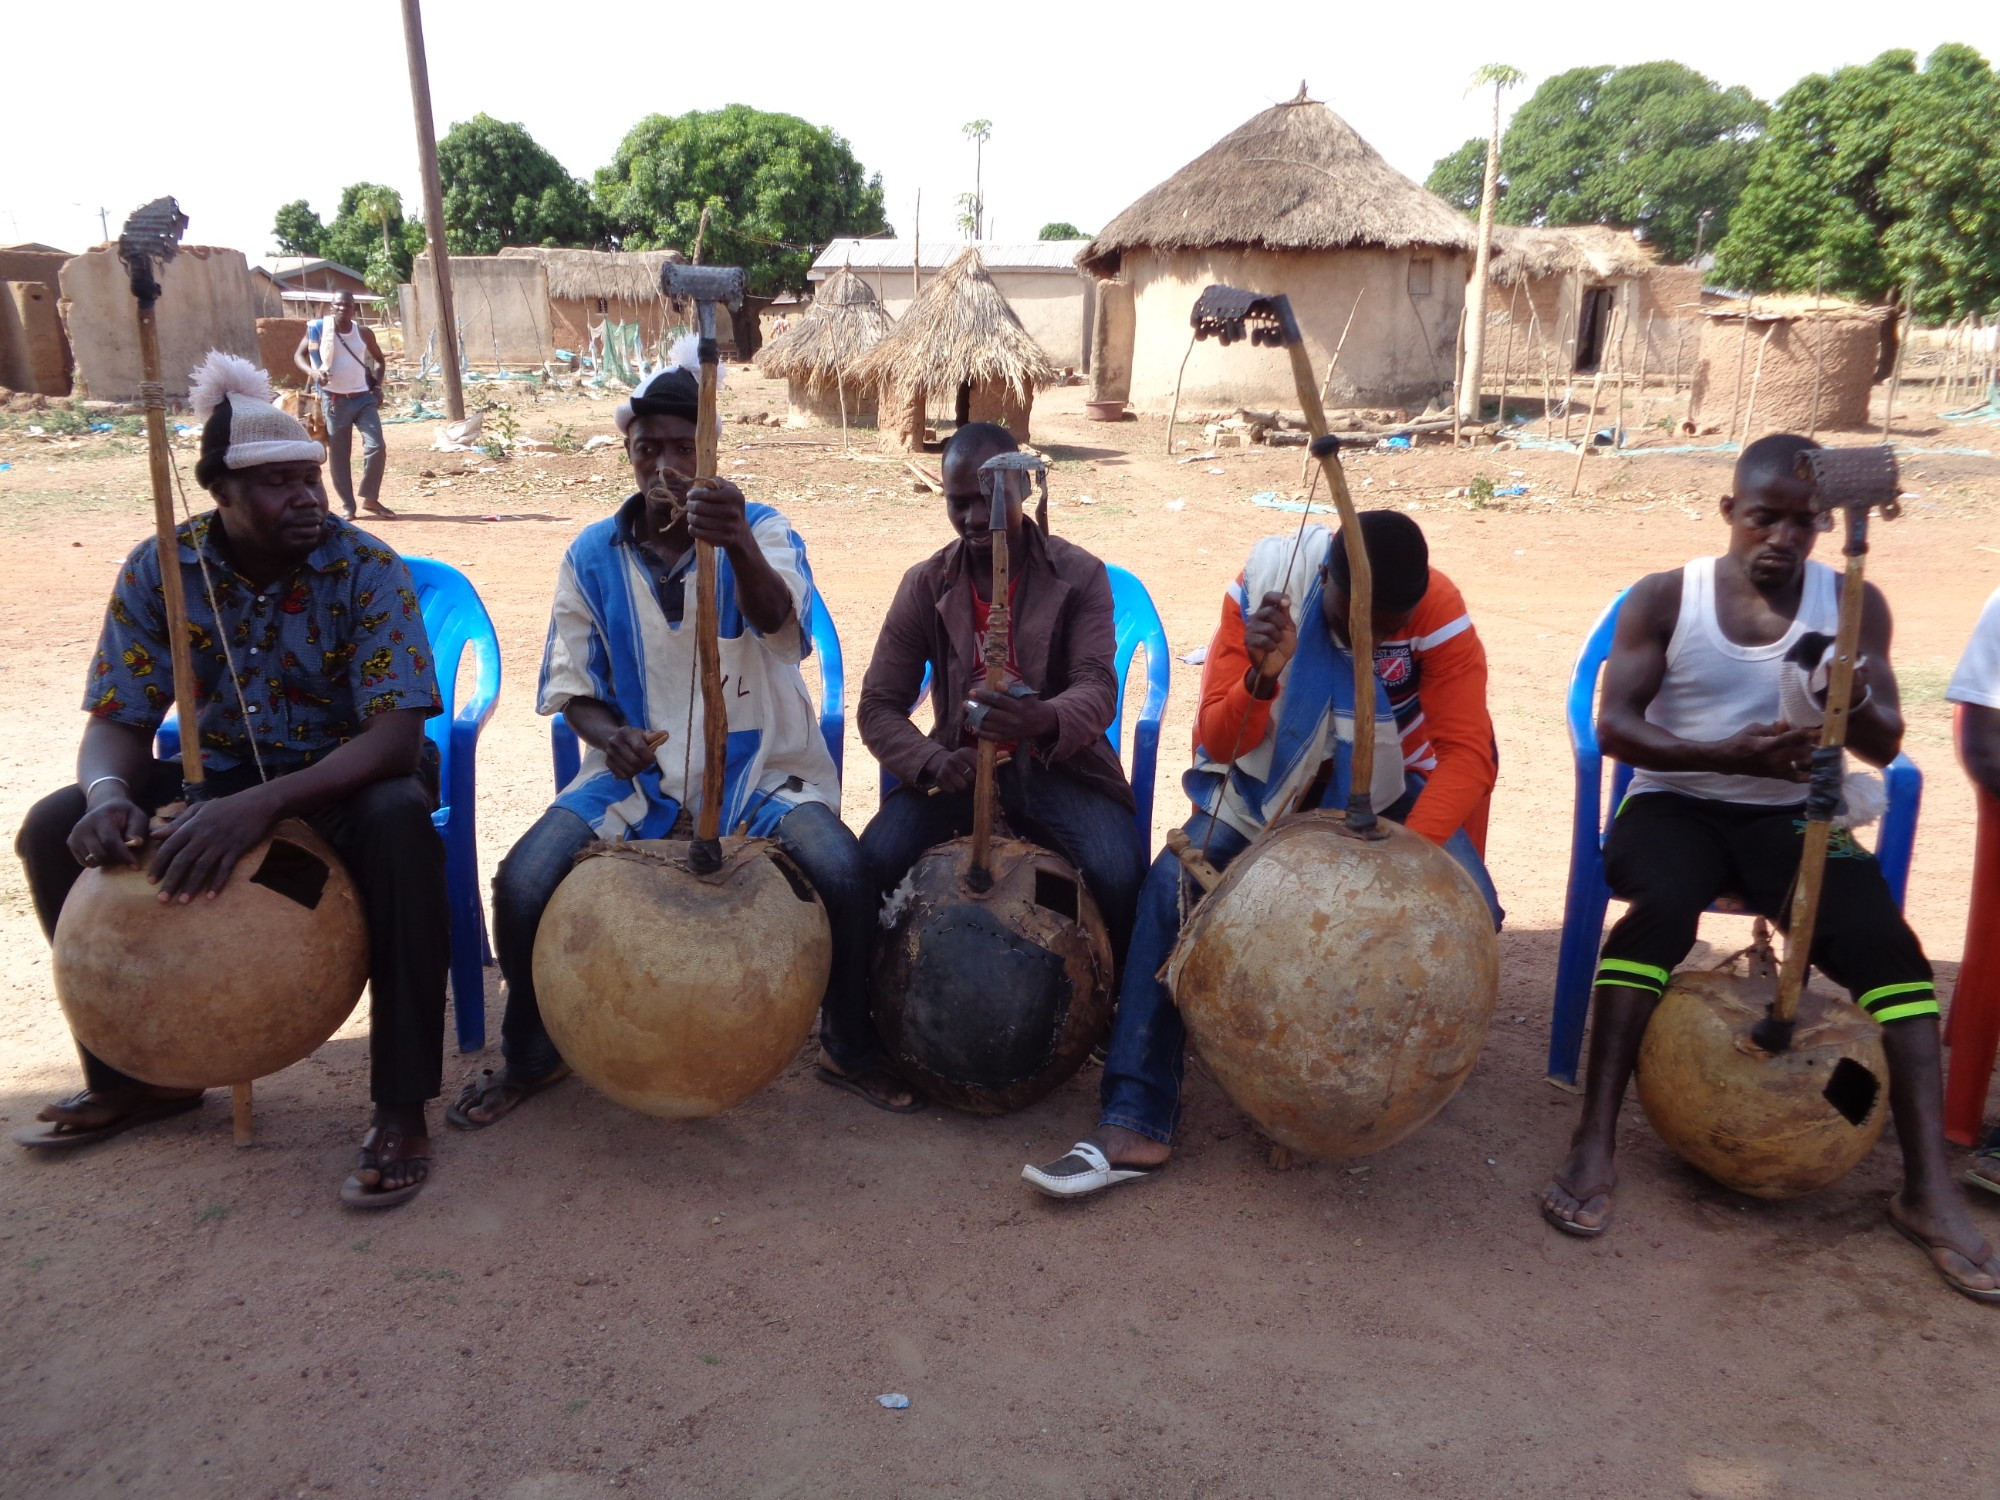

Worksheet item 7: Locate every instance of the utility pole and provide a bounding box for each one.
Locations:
[400,0,463,419]
[98,207,110,242]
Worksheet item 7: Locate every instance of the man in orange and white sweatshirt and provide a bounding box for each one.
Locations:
[1023,510,1499,1199]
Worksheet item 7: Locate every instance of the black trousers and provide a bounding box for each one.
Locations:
[1600,791,1936,1022]
[15,757,451,1105]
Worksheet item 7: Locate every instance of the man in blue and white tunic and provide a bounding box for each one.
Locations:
[455,359,905,1124]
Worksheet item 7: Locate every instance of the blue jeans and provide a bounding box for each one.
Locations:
[491,800,878,1076]
[321,388,385,511]
[1099,778,1502,1144]
[858,758,1147,975]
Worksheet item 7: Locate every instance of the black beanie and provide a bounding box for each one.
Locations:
[1327,510,1430,613]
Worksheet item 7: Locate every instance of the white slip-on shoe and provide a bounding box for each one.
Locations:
[1022,1140,1164,1199]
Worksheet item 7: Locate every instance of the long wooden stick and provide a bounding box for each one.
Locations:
[689,324,728,873]
[1281,339,1377,832]
[1767,513,1871,1035]
[1880,293,1910,442]
[1496,283,1521,427]
[1568,312,1619,495]
[1738,324,1776,447]
[1808,267,1826,439]
[967,486,1012,888]
[1450,303,1468,450]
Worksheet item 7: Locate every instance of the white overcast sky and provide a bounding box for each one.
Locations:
[7,2,1998,260]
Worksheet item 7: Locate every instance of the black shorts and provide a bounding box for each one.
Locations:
[1598,791,1936,1023]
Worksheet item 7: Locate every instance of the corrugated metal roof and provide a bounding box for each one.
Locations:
[258,256,369,283]
[809,239,1088,279]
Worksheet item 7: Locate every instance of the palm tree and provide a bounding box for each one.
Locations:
[353,184,403,264]
[962,120,992,239]
[1457,65,1526,423]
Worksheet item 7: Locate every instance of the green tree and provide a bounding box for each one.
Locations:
[317,183,421,286]
[438,113,598,254]
[1424,139,1488,214]
[1457,62,1767,263]
[594,105,888,297]
[1715,46,2000,318]
[272,200,326,256]
[1712,52,1913,302]
[1038,222,1089,240]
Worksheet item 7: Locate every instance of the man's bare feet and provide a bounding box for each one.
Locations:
[341,1104,431,1209]
[11,1086,204,1148]
[1888,1190,2000,1302]
[814,1052,923,1113]
[1541,1138,1617,1236]
[1086,1124,1171,1170]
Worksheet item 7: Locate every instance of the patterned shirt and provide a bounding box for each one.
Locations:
[85,510,441,774]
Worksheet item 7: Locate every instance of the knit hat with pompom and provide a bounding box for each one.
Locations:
[188,351,324,488]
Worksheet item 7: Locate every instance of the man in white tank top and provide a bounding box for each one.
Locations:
[1541,433,2000,1304]
[290,291,393,520]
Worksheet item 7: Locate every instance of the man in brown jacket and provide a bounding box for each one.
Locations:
[858,423,1146,966]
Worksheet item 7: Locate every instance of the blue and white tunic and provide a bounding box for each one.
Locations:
[537,493,839,839]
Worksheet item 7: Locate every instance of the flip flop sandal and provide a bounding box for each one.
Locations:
[1885,1206,2000,1305]
[1022,1141,1164,1200]
[445,1064,572,1130]
[11,1091,203,1150]
[340,1127,431,1211]
[1962,1151,2000,1200]
[813,1064,927,1115]
[1540,1174,1613,1238]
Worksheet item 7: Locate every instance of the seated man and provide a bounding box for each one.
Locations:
[1948,584,2000,1195]
[461,357,896,1121]
[1022,508,1497,1198]
[12,352,449,1209]
[1540,433,2000,1303]
[857,423,1146,980]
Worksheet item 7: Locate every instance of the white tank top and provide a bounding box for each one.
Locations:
[321,321,370,395]
[1626,555,1839,807]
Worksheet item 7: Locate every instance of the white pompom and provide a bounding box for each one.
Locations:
[666,330,726,389]
[187,351,274,423]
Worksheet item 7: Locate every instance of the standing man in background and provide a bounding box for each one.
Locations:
[293,291,393,520]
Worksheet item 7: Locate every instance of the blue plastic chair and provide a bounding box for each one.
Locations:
[550,581,846,789]
[876,563,1171,857]
[154,555,502,1054]
[1546,589,1922,1086]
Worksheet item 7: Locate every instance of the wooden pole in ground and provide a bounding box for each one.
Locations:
[1450,302,1468,450]
[1881,292,1911,443]
[1808,266,1827,439]
[1318,288,1367,403]
[1496,282,1521,427]
[912,190,921,307]
[1725,297,1754,445]
[400,0,463,420]
[1569,313,1620,495]
[1633,311,1653,439]
[1541,350,1557,442]
[1738,323,1776,446]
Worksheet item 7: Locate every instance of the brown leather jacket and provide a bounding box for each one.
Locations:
[859,521,1135,811]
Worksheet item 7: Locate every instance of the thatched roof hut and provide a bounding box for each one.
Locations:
[497,246,687,352]
[1477,224,1701,379]
[1689,295,1888,436]
[756,267,893,427]
[851,248,1058,449]
[1078,87,1473,411]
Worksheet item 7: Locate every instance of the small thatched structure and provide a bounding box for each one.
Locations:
[1689,296,1888,437]
[850,248,1058,450]
[498,246,686,351]
[756,268,892,427]
[1480,224,1702,379]
[1079,86,1473,410]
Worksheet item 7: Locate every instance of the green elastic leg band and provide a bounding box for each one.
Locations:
[1871,1000,1941,1023]
[1857,981,1937,1017]
[1597,958,1670,993]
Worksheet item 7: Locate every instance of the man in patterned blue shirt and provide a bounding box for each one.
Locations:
[12,354,451,1210]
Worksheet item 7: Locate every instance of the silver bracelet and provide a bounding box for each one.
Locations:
[83,775,129,801]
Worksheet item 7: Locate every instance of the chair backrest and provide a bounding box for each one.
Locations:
[551,582,844,789]
[1104,563,1170,765]
[402,556,503,804]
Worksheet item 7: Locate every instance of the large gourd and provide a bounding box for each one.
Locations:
[54,821,368,1088]
[533,837,831,1117]
[1163,285,1499,1162]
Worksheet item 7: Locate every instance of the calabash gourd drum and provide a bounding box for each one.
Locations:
[1166,812,1499,1160]
[53,819,368,1089]
[1637,966,1889,1199]
[871,836,1114,1115]
[532,837,831,1118]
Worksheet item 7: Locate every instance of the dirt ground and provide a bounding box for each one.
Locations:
[3,372,1999,1499]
